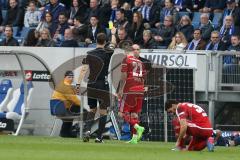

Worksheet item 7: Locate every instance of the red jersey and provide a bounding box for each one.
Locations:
[121,55,146,93]
[176,103,212,129]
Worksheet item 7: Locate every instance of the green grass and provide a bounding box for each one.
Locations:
[0,135,239,160]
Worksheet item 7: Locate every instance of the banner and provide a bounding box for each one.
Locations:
[141,53,197,69]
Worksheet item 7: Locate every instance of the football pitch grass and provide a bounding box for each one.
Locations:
[0,135,239,160]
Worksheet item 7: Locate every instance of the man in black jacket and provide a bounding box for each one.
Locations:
[0,25,19,46]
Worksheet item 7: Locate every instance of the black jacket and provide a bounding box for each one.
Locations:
[0,37,19,46]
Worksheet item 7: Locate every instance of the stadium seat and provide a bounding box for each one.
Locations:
[179,11,190,18]
[1,10,7,21]
[0,81,33,120]
[192,12,201,29]
[0,79,13,112]
[12,27,20,37]
[212,13,223,29]
[21,27,31,39]
[88,43,97,48]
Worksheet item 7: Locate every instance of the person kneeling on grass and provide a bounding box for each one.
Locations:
[166,100,214,151]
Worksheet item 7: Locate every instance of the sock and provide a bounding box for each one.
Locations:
[84,112,95,132]
[97,115,107,139]
[122,113,139,126]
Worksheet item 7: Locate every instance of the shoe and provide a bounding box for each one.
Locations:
[207,137,214,152]
[83,131,90,142]
[127,136,138,144]
[95,138,104,143]
[136,126,145,142]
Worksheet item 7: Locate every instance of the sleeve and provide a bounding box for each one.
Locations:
[82,55,89,65]
[121,57,128,73]
[65,94,80,106]
[24,12,29,27]
[176,104,187,120]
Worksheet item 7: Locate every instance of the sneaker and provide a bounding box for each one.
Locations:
[136,126,145,142]
[83,131,90,142]
[207,137,214,152]
[127,136,138,144]
[95,138,104,143]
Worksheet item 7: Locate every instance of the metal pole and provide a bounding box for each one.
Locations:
[163,67,168,142]
[208,100,215,126]
[12,52,28,136]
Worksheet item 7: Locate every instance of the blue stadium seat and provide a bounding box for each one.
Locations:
[212,13,223,29]
[21,27,31,39]
[0,81,34,120]
[105,28,111,38]
[12,27,20,37]
[88,43,97,48]
[1,10,7,20]
[179,11,190,18]
[0,79,13,112]
[192,12,201,29]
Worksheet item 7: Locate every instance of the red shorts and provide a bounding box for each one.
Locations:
[187,122,213,151]
[119,93,144,113]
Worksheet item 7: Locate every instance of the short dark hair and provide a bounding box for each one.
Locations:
[64,71,74,77]
[194,28,202,34]
[165,99,179,111]
[96,33,107,45]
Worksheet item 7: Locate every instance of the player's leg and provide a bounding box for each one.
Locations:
[119,94,140,143]
[187,127,213,151]
[83,86,97,142]
[60,119,74,138]
[94,82,110,143]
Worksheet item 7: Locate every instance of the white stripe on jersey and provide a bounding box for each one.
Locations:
[187,122,213,130]
[178,112,184,116]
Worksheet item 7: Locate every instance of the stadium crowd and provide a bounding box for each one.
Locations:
[0,0,240,51]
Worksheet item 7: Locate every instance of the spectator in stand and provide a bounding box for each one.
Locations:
[168,32,188,50]
[111,26,132,48]
[121,2,133,24]
[220,0,240,27]
[219,15,240,47]
[205,31,227,51]
[71,16,88,43]
[176,15,194,42]
[42,0,66,23]
[152,15,175,47]
[131,0,143,13]
[87,0,101,23]
[60,28,79,47]
[187,29,206,50]
[1,0,24,27]
[198,13,214,41]
[192,0,206,12]
[228,35,240,51]
[140,29,157,49]
[52,12,69,44]
[24,1,42,28]
[23,29,39,46]
[0,25,19,46]
[159,0,179,25]
[113,9,129,31]
[174,0,193,12]
[129,11,144,44]
[85,15,106,46]
[35,11,54,34]
[68,0,89,26]
[36,28,56,47]
[200,0,226,13]
[141,0,160,28]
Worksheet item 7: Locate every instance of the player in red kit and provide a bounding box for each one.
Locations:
[165,100,214,151]
[117,44,146,144]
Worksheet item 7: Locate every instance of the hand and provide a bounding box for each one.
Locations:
[75,84,80,95]
[111,27,117,35]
